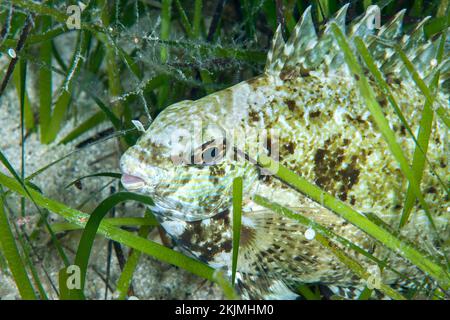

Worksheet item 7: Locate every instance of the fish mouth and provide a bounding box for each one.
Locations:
[121,173,146,190]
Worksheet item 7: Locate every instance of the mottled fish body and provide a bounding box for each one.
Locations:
[120,5,449,299]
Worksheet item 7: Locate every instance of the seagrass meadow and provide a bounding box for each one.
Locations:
[0,0,448,301]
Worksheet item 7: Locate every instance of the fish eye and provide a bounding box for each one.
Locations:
[189,139,227,166]
[202,145,220,164]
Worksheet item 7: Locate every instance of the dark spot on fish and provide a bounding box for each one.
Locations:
[259,173,273,183]
[354,74,360,81]
[310,110,321,118]
[300,67,310,77]
[283,142,295,155]
[213,209,230,226]
[280,68,297,81]
[386,74,399,85]
[338,190,348,201]
[286,99,296,112]
[266,256,276,264]
[377,96,387,107]
[74,181,83,190]
[346,114,366,125]
[180,223,198,245]
[249,110,260,122]
[400,125,406,136]
[339,163,360,196]
[240,225,256,248]
[209,165,225,178]
[313,140,361,201]
[426,186,437,194]
[222,240,232,252]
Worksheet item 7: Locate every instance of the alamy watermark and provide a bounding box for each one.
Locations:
[65,265,81,290]
[366,5,381,30]
[366,265,382,290]
[66,2,87,30]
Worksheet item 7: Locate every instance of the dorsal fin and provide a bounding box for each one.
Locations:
[381,16,431,73]
[308,4,349,68]
[349,5,378,40]
[368,9,406,64]
[282,6,317,70]
[263,3,448,91]
[378,9,406,40]
[408,41,438,79]
[265,25,285,75]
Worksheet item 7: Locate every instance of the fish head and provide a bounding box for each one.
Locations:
[120,82,268,221]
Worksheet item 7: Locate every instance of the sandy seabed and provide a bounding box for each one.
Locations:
[0,52,223,300]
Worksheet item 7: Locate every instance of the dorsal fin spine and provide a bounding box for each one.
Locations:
[263,3,446,90]
[265,25,285,75]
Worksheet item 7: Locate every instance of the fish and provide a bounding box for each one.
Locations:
[119,4,449,299]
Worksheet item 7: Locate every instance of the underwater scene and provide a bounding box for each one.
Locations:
[0,0,449,303]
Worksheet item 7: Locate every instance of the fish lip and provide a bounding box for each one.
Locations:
[121,173,146,190]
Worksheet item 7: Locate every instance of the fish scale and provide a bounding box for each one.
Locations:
[120,4,450,299]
